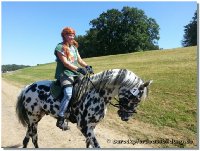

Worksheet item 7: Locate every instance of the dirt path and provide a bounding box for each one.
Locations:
[1,80,152,148]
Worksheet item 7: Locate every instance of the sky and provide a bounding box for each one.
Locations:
[1,1,198,66]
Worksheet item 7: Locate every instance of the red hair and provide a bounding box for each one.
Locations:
[61,27,78,60]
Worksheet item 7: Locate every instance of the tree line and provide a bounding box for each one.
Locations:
[75,7,197,58]
[2,64,31,73]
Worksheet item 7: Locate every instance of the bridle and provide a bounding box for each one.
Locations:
[109,97,137,114]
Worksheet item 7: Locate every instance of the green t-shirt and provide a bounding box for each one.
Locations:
[54,43,79,79]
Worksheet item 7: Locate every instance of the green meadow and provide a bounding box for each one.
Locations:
[2,46,197,148]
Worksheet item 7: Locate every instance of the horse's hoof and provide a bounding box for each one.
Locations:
[62,124,70,131]
[57,123,70,131]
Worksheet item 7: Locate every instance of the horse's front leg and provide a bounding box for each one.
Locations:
[80,126,100,148]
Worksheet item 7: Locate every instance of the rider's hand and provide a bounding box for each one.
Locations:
[77,67,87,75]
[85,65,94,74]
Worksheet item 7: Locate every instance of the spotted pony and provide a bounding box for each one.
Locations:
[16,69,152,148]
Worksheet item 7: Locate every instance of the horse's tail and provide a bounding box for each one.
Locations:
[16,87,29,127]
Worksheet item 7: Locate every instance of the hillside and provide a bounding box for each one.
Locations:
[2,46,197,148]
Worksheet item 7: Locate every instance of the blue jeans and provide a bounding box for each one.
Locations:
[58,86,73,117]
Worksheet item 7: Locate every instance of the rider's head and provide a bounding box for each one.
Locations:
[61,27,78,48]
[61,27,76,39]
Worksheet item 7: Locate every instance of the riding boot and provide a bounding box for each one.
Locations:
[56,116,70,131]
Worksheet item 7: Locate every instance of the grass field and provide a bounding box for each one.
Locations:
[2,46,197,148]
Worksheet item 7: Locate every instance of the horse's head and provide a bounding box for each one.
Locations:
[118,80,153,121]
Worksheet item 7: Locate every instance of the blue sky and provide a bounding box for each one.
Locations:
[2,1,197,66]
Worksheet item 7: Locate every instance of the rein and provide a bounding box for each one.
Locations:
[74,73,91,102]
[110,97,136,114]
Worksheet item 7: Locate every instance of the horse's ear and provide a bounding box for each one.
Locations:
[143,80,153,87]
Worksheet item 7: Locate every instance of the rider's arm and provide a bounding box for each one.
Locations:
[77,51,88,67]
[57,51,78,71]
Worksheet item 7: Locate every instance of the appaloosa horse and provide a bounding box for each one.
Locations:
[16,69,152,148]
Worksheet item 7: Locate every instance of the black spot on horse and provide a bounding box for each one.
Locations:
[38,91,48,101]
[31,105,34,111]
[34,102,37,106]
[85,100,91,109]
[26,97,31,103]
[43,104,47,109]
[93,98,100,104]
[87,95,91,99]
[95,106,100,112]
[25,84,37,93]
[38,85,50,92]
[54,104,59,110]
[99,90,105,97]
[88,132,91,137]
[50,105,56,115]
[45,99,51,103]
[28,111,32,116]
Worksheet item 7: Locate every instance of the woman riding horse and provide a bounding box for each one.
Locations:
[54,27,93,130]
[16,68,152,148]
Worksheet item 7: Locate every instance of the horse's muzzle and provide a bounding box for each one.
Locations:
[118,110,130,121]
[121,117,129,121]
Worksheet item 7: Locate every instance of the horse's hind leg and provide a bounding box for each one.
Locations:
[23,111,44,148]
[23,125,31,148]
[23,103,45,148]
[30,123,39,148]
[23,123,39,148]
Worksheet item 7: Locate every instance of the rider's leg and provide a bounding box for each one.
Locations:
[56,86,73,130]
[56,74,74,130]
[59,86,73,117]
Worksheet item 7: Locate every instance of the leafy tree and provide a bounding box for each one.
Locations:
[182,10,197,47]
[76,29,99,57]
[78,6,160,57]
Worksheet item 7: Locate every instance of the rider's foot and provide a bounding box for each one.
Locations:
[56,116,70,131]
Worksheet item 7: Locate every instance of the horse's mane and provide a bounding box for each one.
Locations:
[90,69,143,89]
